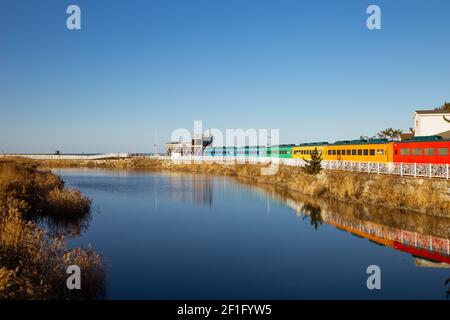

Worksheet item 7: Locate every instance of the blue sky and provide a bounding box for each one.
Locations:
[1,0,449,153]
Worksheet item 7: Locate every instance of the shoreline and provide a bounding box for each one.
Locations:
[39,157,450,218]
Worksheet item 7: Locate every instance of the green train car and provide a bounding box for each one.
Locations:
[268,145,294,158]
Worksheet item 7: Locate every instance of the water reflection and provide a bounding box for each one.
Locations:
[249,182,450,267]
[145,171,450,269]
[163,171,214,207]
[55,169,450,299]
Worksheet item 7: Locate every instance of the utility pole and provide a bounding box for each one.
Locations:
[153,128,158,155]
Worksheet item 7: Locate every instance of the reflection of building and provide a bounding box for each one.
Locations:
[165,134,213,157]
[166,173,214,207]
[413,110,450,137]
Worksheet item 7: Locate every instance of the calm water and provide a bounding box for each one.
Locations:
[53,168,450,300]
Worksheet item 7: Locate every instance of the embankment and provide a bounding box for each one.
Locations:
[40,157,450,217]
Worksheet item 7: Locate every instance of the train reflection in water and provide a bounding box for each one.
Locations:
[158,172,450,268]
[235,180,450,268]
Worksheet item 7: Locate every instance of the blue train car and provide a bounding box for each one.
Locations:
[204,147,214,156]
[225,147,237,157]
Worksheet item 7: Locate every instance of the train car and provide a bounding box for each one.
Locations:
[324,139,393,163]
[248,146,260,157]
[236,146,250,157]
[211,146,226,157]
[270,145,294,158]
[224,146,237,157]
[203,147,214,156]
[393,136,450,164]
[259,146,268,158]
[293,142,329,160]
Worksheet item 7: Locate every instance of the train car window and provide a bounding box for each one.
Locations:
[400,148,409,156]
[377,149,384,155]
[332,150,336,155]
[358,149,362,156]
[328,150,331,155]
[337,150,341,155]
[363,149,368,156]
[412,148,422,156]
[352,150,356,156]
[424,148,435,156]
[438,148,449,156]
[369,149,375,156]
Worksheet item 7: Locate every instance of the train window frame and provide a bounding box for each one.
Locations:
[424,148,435,156]
[369,149,375,156]
[400,148,409,156]
[412,148,422,156]
[358,149,362,156]
[438,148,449,156]
[352,150,356,156]
[363,149,368,156]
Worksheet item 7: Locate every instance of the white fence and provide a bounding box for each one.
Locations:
[0,153,131,160]
[161,155,450,180]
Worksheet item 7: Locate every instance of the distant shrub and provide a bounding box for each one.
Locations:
[46,188,91,220]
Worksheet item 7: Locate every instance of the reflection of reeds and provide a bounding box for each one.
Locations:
[0,158,105,299]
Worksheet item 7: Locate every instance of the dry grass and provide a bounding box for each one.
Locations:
[0,158,105,300]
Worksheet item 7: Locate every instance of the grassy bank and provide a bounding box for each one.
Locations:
[0,158,106,299]
[41,157,450,217]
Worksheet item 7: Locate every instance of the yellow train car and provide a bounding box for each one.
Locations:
[293,142,329,160]
[323,139,394,163]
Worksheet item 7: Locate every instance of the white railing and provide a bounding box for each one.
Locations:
[0,153,131,160]
[165,156,450,180]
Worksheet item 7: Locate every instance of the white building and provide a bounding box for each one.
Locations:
[413,110,450,137]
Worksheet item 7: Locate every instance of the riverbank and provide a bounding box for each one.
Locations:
[40,158,450,217]
[0,158,106,299]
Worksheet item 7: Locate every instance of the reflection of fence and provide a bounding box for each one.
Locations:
[329,215,450,257]
[162,156,450,179]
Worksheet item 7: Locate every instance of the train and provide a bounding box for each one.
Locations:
[203,135,450,164]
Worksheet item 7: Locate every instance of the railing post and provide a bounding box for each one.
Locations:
[367,161,370,174]
[400,163,403,176]
[447,164,449,180]
[429,163,432,179]
[414,163,417,178]
[377,162,380,175]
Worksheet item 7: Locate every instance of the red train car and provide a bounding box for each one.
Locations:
[393,136,450,164]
